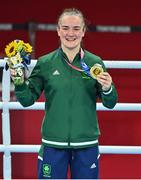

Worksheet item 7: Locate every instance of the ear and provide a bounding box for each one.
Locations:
[82,26,86,37]
[57,26,60,36]
[82,29,86,37]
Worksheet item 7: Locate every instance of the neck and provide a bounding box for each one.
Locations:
[61,45,80,62]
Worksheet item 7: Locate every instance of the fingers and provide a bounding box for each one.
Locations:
[10,68,17,76]
[96,72,112,91]
[10,67,24,77]
[9,67,24,85]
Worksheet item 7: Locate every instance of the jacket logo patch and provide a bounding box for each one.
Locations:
[52,70,60,75]
[43,163,51,177]
[90,163,96,169]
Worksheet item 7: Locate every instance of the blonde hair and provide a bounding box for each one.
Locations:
[58,8,86,30]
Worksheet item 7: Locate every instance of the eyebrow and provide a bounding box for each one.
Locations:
[60,25,82,28]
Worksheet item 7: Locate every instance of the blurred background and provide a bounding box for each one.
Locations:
[0,0,141,179]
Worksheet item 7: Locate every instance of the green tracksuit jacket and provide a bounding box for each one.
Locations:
[14,48,118,149]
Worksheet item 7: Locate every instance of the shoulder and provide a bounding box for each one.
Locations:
[32,49,59,72]
[84,50,102,62]
[37,49,59,64]
[84,49,106,69]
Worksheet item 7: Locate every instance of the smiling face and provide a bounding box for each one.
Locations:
[57,14,86,51]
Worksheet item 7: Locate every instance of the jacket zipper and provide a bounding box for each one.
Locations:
[68,64,73,147]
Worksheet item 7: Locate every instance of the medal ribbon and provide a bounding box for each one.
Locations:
[63,48,91,77]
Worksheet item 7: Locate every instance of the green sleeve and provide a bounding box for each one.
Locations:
[96,59,118,109]
[101,84,118,109]
[14,60,44,107]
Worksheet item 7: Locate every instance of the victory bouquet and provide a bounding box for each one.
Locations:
[5,39,32,85]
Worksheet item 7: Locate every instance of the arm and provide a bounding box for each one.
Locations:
[11,60,44,107]
[96,64,118,109]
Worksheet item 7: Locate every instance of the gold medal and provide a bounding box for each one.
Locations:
[90,63,103,79]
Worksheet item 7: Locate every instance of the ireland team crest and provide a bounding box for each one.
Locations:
[43,163,51,177]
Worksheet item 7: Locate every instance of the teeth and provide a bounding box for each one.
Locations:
[66,39,75,41]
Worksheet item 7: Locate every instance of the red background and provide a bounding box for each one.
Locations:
[0,0,141,179]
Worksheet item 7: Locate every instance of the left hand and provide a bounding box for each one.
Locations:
[96,72,112,91]
[10,67,24,85]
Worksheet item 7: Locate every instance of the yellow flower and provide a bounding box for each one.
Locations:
[15,40,24,52]
[5,41,17,57]
[23,43,32,53]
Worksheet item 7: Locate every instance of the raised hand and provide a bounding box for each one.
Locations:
[96,72,112,91]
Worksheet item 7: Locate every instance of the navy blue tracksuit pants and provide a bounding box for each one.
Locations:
[38,145,100,179]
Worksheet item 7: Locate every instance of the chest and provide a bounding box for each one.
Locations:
[43,59,97,95]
